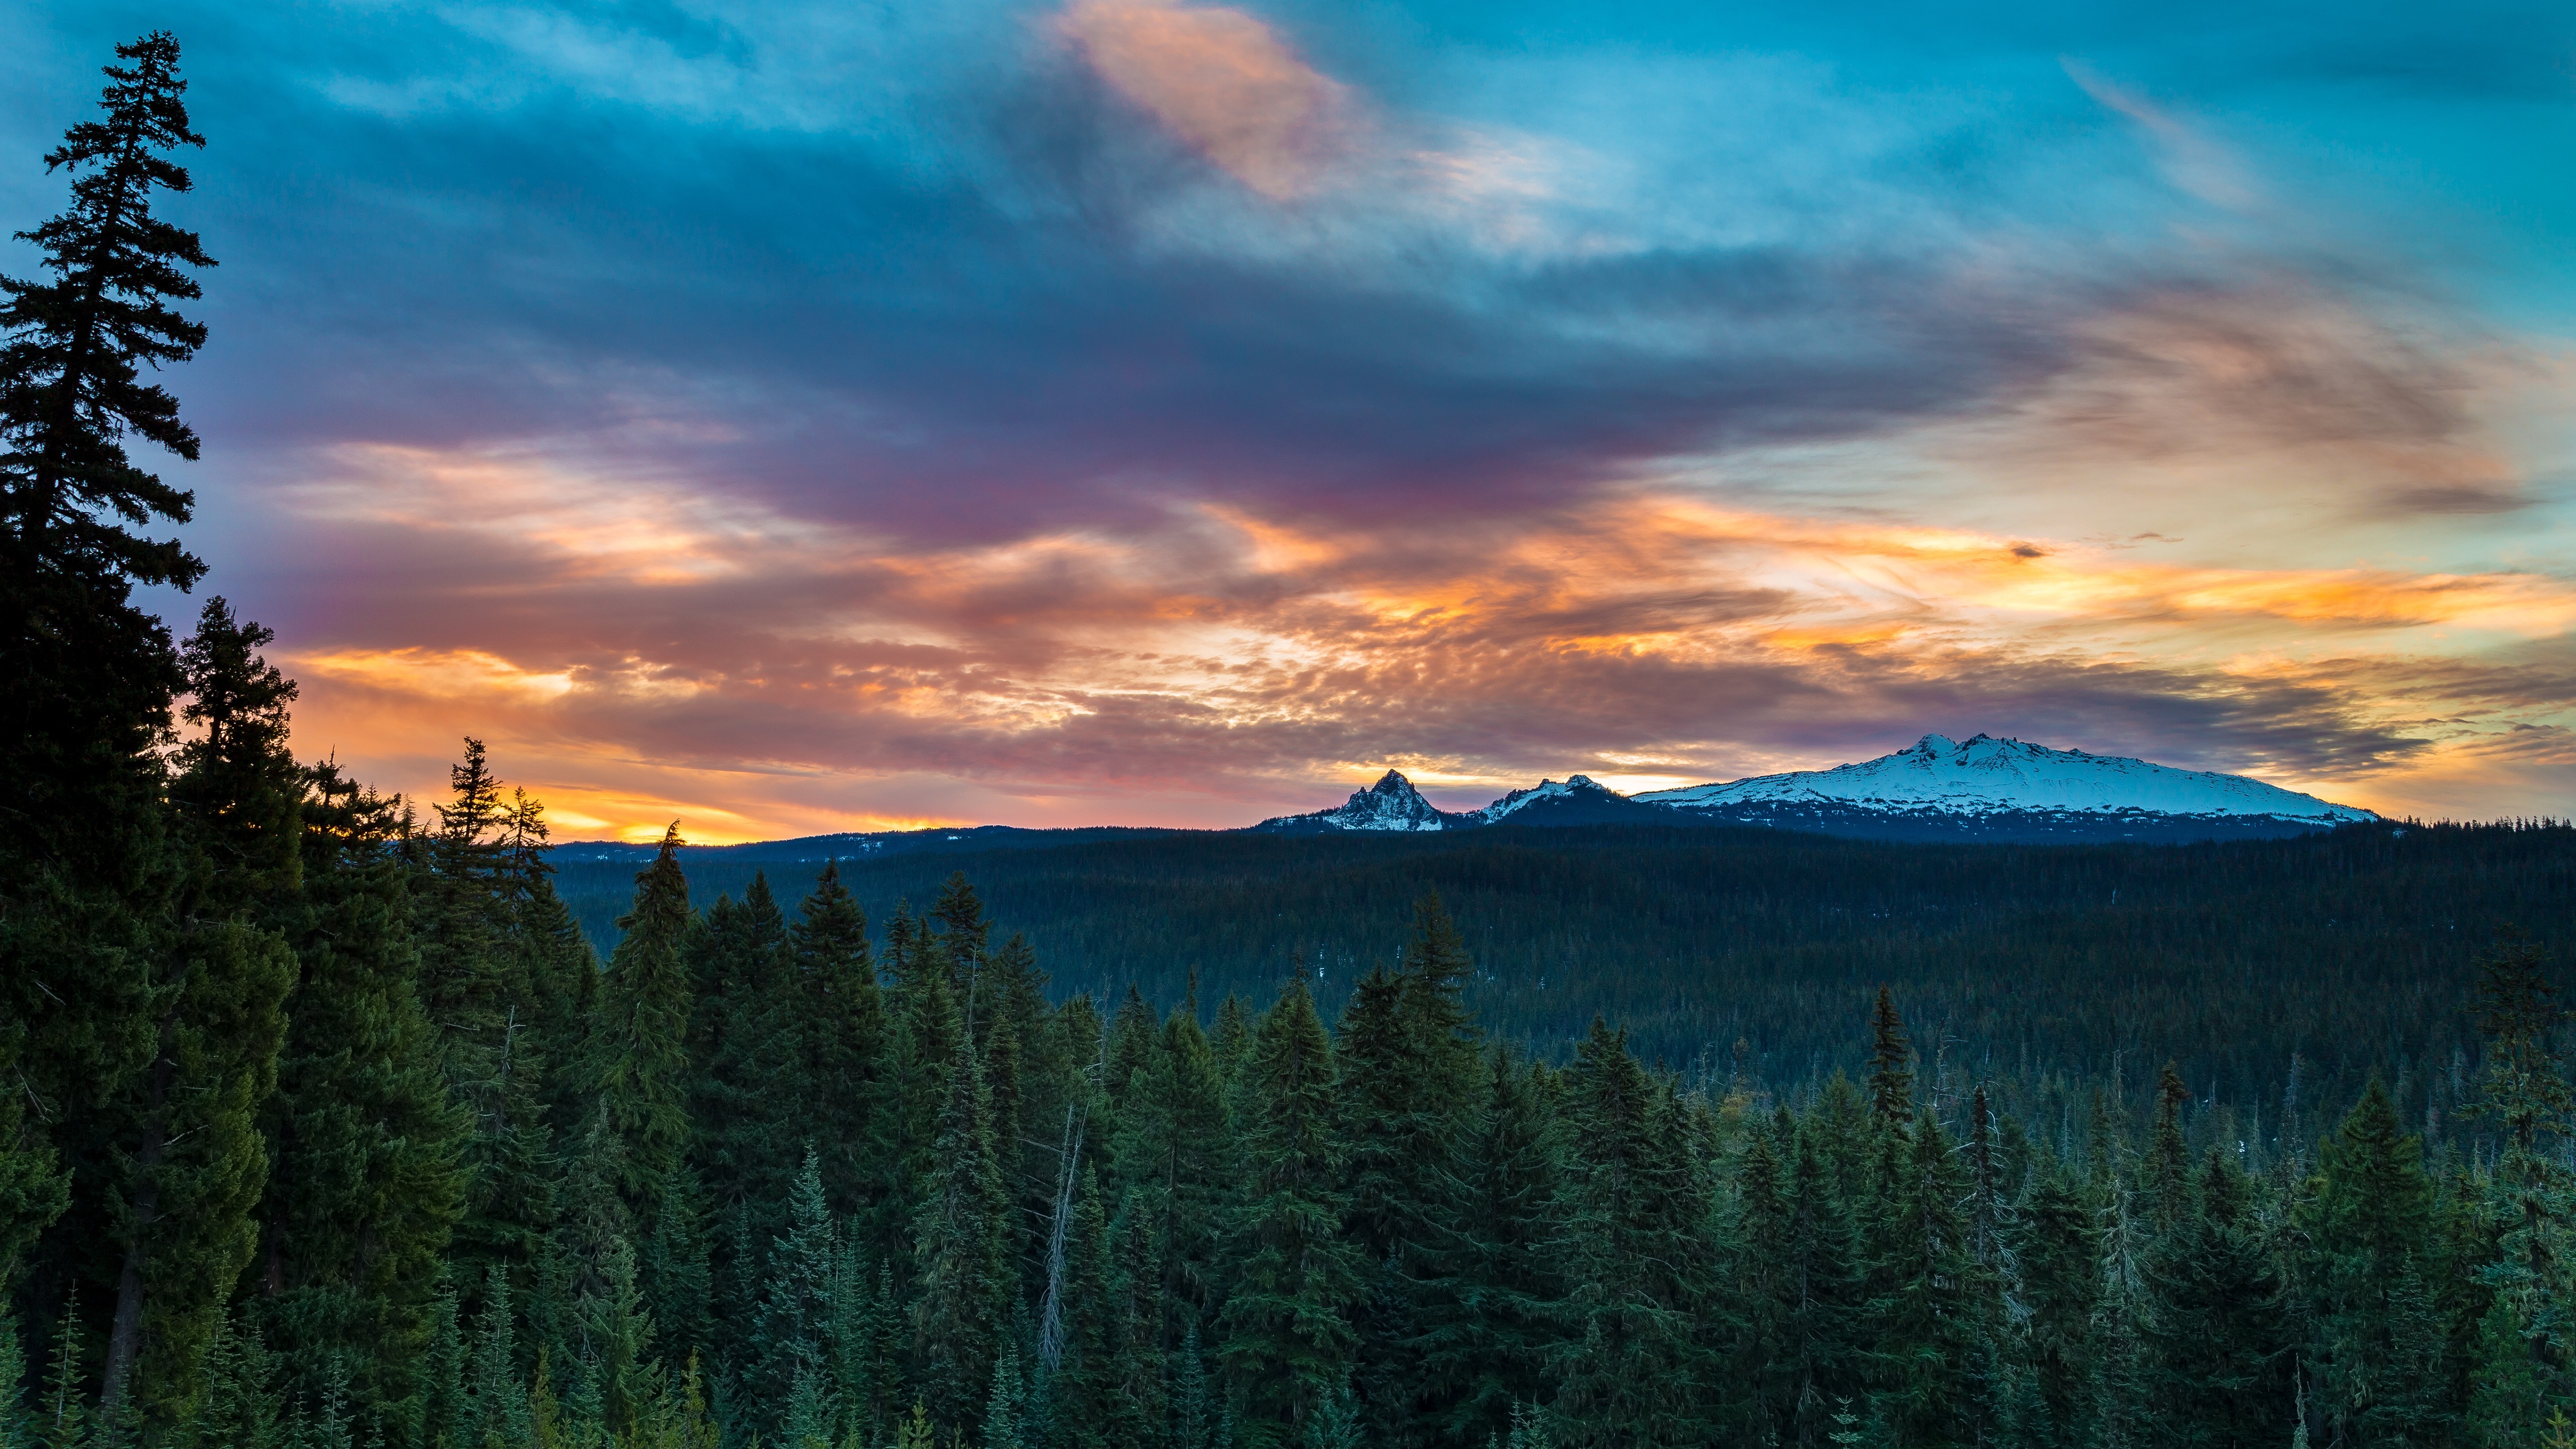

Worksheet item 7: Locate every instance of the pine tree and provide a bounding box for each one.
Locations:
[1417,1047,1561,1446]
[461,1267,532,1449]
[2013,1157,2098,1448]
[596,826,695,1221]
[1050,1169,1121,1449]
[2306,1079,2451,1445]
[96,600,302,1426]
[187,1308,281,1449]
[686,877,792,1381]
[913,1036,1009,1435]
[1865,991,1912,1126]
[1336,925,1477,1447]
[1870,1110,1977,1449]
[0,28,213,895]
[1118,1007,1233,1341]
[2467,930,2575,1394]
[752,1150,839,1441]
[2141,1064,2192,1234]
[1218,977,1359,1441]
[2141,1152,2294,1447]
[1551,1019,1704,1449]
[789,863,886,1220]
[253,759,468,1443]
[423,744,558,1320]
[2088,1186,2151,1449]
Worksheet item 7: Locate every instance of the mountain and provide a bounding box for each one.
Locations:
[1469,774,1668,827]
[1634,733,2377,842]
[1248,769,1473,833]
[561,734,2381,856]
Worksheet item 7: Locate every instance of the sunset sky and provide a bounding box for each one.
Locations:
[10,0,2575,841]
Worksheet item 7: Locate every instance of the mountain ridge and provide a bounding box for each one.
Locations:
[558,734,2377,856]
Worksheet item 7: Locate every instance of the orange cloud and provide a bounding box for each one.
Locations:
[244,436,2576,840]
[1059,0,1351,199]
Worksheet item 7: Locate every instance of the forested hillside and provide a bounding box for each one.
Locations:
[558,820,2574,1155]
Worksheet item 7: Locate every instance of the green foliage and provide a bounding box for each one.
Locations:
[1218,979,1360,1439]
[597,827,696,1221]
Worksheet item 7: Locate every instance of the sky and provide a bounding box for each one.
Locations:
[8,0,2575,841]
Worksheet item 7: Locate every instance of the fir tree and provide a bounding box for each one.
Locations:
[596,826,695,1221]
[2141,1064,2192,1234]
[789,863,886,1221]
[0,28,213,903]
[1865,991,1912,1126]
[752,1150,839,1440]
[1218,978,1360,1441]
[2141,1153,2294,1447]
[253,759,468,1442]
[2306,1080,2450,1445]
[2013,1158,2098,1449]
[1417,1048,1562,1446]
[913,1037,1009,1435]
[96,599,302,1426]
[1551,1019,1706,1449]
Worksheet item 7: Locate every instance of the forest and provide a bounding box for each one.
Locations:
[549,819,2575,1151]
[11,29,2576,1449]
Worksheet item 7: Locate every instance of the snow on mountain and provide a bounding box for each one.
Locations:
[1249,770,1464,833]
[1474,775,1600,822]
[1467,774,1664,826]
[1636,734,2376,825]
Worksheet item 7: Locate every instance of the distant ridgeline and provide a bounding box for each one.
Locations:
[555,818,2574,1139]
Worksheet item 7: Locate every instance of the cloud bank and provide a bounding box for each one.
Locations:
[8,0,2570,837]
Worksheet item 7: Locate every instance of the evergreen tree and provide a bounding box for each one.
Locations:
[1218,978,1360,1442]
[2467,930,2575,1398]
[1551,1019,1704,1449]
[2141,1152,2294,1448]
[253,758,468,1444]
[913,1036,1009,1435]
[456,1266,527,1449]
[789,863,886,1221]
[2306,1080,2450,1446]
[1418,1048,1562,1446]
[0,28,212,903]
[751,1150,838,1440]
[1865,990,1912,1126]
[596,826,695,1222]
[2141,1064,2192,1234]
[1869,1110,1977,1449]
[1118,1007,1233,1342]
[96,599,302,1426]
[2013,1158,2098,1449]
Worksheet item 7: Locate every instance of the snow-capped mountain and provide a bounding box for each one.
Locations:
[1635,734,2375,841]
[1469,775,1663,827]
[1246,737,2376,844]
[1249,770,1471,833]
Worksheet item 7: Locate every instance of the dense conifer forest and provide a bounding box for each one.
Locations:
[13,30,2576,1449]
[553,820,2574,1149]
